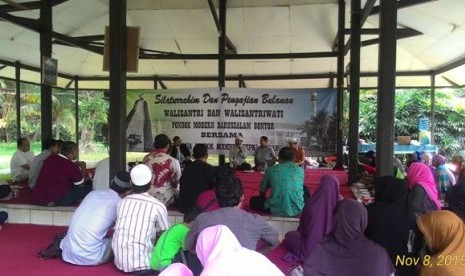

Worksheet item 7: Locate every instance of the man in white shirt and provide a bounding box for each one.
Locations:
[143,134,181,206]
[60,171,132,266]
[10,137,35,182]
[28,138,59,189]
[92,157,110,190]
[229,134,251,170]
[112,164,170,273]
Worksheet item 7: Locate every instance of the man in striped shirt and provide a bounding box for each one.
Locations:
[112,164,170,274]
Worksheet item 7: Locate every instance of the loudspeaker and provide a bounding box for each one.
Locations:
[42,56,58,86]
[103,26,140,73]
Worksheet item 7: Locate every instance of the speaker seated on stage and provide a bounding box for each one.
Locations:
[253,136,277,171]
[288,138,305,167]
[228,134,252,171]
[169,136,192,165]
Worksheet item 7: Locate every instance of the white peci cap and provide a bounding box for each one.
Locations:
[288,138,298,144]
[130,164,153,186]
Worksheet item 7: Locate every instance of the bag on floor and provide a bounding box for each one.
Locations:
[37,232,66,260]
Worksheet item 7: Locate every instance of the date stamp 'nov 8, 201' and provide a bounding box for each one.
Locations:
[396,255,465,267]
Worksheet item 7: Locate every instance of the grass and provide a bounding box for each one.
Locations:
[0,141,254,177]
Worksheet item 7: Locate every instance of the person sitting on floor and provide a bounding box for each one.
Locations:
[450,154,464,183]
[228,134,251,170]
[185,175,279,253]
[303,199,395,276]
[432,153,455,201]
[365,176,417,276]
[283,174,341,262]
[150,208,202,272]
[143,134,182,206]
[288,138,305,167]
[0,184,12,201]
[416,210,465,276]
[178,144,216,214]
[92,157,110,190]
[249,146,305,217]
[28,138,59,189]
[159,263,193,276]
[393,156,406,179]
[0,210,8,230]
[112,164,170,274]
[406,162,441,222]
[60,171,132,266]
[32,141,92,207]
[169,136,192,165]
[446,181,465,223]
[195,165,235,212]
[196,189,220,213]
[196,225,284,276]
[253,136,277,171]
[10,137,35,182]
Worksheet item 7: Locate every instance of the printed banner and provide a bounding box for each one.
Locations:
[126,88,337,156]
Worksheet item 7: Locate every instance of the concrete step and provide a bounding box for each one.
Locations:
[0,202,299,236]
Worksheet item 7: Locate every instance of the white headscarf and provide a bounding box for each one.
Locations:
[159,263,193,276]
[196,225,284,276]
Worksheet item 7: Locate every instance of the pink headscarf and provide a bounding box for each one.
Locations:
[196,225,284,276]
[159,263,193,276]
[407,162,442,209]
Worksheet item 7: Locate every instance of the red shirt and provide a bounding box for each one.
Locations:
[196,189,220,212]
[33,154,84,205]
[360,163,376,175]
[293,146,305,165]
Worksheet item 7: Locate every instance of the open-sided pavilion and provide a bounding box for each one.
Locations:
[1,0,465,182]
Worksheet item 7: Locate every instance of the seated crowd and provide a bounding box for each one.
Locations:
[4,134,465,275]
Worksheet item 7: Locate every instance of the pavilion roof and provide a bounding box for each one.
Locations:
[0,0,464,89]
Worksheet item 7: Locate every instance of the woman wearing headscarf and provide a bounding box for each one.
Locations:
[446,182,465,223]
[196,225,284,276]
[421,152,433,168]
[303,199,394,276]
[417,210,465,276]
[159,263,193,276]
[407,162,441,222]
[432,154,455,200]
[283,174,341,262]
[365,176,416,276]
[421,152,436,178]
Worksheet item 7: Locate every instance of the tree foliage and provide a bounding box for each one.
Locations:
[0,78,108,154]
[358,88,465,156]
[78,90,108,152]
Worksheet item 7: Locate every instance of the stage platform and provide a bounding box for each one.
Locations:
[0,168,350,238]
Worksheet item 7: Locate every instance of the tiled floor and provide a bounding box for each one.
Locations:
[0,203,299,235]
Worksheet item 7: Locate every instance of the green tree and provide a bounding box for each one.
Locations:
[52,90,76,141]
[358,88,465,156]
[0,79,17,142]
[78,91,108,152]
[18,82,41,141]
[358,90,377,141]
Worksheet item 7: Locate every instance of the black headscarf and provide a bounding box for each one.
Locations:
[374,175,408,203]
[365,176,415,276]
[447,183,465,223]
